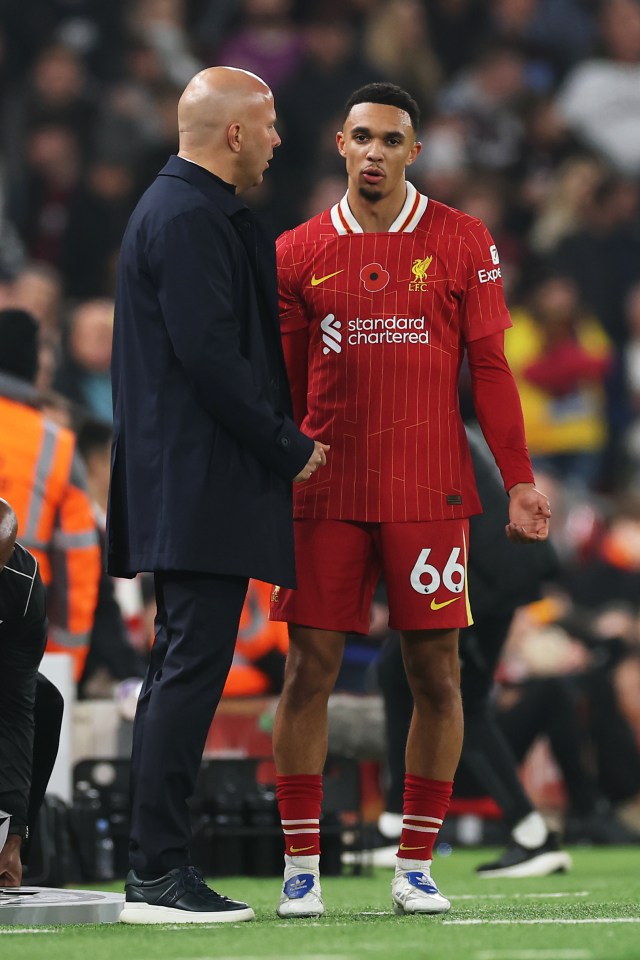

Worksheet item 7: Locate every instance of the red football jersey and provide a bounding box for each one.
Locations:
[278,183,519,522]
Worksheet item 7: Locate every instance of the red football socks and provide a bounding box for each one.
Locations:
[276,773,323,857]
[397,774,453,861]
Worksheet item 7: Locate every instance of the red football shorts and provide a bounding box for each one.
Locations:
[270,518,473,633]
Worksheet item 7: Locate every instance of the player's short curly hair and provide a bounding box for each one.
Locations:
[343,83,420,132]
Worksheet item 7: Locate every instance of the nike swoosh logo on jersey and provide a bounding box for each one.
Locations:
[310,270,344,286]
[399,844,426,851]
[430,597,461,611]
[290,845,315,854]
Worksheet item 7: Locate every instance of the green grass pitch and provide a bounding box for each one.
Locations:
[3,847,640,960]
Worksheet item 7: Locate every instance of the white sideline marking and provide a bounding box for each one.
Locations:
[274,922,348,928]
[160,924,252,930]
[476,952,591,959]
[0,929,60,934]
[446,918,640,925]
[451,892,588,901]
[174,956,353,960]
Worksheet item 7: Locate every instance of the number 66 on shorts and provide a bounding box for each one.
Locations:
[270,517,472,634]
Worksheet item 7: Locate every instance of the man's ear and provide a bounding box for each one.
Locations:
[227,122,242,154]
[405,141,422,168]
[336,131,346,158]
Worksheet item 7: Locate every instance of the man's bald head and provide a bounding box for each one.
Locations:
[177,66,281,192]
[0,499,18,570]
[178,67,270,140]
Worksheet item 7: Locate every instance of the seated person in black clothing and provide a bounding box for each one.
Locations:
[557,492,640,831]
[495,600,640,844]
[0,499,63,885]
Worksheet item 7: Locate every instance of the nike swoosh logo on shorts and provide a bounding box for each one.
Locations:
[430,597,461,611]
[399,844,426,851]
[310,270,344,286]
[290,845,315,854]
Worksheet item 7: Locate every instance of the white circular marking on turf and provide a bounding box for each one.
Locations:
[0,888,123,925]
[445,918,640,925]
[450,892,589,901]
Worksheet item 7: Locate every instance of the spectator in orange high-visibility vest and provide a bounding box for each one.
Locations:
[222,579,288,697]
[0,309,100,681]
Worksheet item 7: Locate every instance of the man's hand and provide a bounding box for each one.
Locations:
[0,835,23,886]
[294,441,330,482]
[506,482,551,543]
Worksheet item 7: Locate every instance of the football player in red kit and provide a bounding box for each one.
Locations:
[270,83,550,917]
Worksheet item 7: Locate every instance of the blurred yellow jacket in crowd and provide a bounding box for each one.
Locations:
[505,307,612,457]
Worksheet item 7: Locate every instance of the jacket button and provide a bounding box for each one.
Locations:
[280,437,290,448]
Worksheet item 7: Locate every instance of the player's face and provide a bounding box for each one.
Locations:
[337,102,421,203]
[237,92,281,192]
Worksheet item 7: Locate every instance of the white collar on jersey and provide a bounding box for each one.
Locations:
[330,180,428,235]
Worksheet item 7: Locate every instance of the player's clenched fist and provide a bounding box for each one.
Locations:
[294,441,330,482]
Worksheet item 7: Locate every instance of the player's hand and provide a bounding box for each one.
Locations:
[294,440,330,482]
[505,482,551,543]
[0,835,23,886]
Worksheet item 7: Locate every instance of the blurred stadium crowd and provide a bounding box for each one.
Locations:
[1,0,640,832]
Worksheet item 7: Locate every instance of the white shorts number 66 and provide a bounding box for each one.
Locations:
[410,547,465,595]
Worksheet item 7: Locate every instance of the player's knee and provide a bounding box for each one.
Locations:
[282,656,336,705]
[411,671,461,714]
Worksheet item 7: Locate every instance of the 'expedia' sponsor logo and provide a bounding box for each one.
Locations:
[478,267,502,283]
[409,255,433,291]
[348,315,429,345]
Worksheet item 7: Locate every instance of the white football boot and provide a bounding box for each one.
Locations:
[276,854,324,918]
[391,858,451,915]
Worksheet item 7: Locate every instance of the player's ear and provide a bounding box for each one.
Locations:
[227,122,242,154]
[405,140,422,168]
[336,131,346,158]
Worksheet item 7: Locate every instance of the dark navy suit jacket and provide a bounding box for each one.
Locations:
[106,156,313,586]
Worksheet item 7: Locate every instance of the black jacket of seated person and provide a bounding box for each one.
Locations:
[0,541,63,879]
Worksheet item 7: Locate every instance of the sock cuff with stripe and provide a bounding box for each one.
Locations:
[398,774,453,861]
[276,774,323,857]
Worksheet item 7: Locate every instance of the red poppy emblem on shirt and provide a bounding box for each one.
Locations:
[360,262,390,293]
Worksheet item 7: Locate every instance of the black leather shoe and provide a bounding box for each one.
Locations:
[120,866,255,924]
[475,833,572,878]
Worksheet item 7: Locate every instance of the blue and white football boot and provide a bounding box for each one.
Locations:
[276,854,324,918]
[391,859,451,915]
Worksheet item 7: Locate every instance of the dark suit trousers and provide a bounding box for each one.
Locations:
[129,570,248,876]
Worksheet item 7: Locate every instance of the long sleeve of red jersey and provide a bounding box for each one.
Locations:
[277,230,310,428]
[467,330,535,492]
[281,327,309,427]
